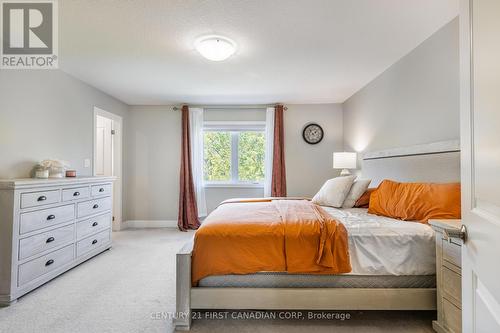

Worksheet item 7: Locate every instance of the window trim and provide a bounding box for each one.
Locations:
[203,121,265,131]
[203,183,264,189]
[203,121,266,187]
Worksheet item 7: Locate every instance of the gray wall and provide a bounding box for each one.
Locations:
[124,106,181,221]
[343,17,460,173]
[285,104,344,197]
[0,70,129,179]
[205,187,263,213]
[124,104,344,221]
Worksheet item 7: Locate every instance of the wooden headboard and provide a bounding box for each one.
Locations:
[360,140,460,187]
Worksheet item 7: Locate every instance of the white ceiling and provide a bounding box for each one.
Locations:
[59,0,458,105]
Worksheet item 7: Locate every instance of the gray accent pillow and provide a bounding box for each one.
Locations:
[342,179,372,208]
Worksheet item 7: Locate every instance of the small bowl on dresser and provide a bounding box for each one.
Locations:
[65,170,77,178]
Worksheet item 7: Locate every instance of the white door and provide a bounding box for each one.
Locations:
[95,115,114,176]
[460,0,500,332]
[94,107,123,230]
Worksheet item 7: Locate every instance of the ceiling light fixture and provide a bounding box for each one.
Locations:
[195,35,236,61]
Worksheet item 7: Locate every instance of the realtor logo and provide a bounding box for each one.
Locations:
[1,0,58,69]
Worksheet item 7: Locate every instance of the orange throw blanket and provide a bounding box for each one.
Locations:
[191,199,351,285]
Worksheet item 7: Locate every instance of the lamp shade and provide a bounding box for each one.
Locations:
[333,152,357,169]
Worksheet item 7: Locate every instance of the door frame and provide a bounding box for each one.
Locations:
[93,107,123,231]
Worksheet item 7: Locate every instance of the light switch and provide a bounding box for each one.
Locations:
[84,159,91,168]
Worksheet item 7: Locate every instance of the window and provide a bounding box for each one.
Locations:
[203,122,265,186]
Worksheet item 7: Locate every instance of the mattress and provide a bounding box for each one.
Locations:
[321,207,436,276]
[198,272,436,288]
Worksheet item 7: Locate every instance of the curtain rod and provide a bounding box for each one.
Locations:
[171,105,288,111]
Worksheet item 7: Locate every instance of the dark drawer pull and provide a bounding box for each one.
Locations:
[93,204,99,209]
[45,259,54,266]
[38,196,47,201]
[92,239,98,245]
[99,188,105,192]
[47,215,56,220]
[46,237,55,243]
[92,222,98,227]
[73,191,80,197]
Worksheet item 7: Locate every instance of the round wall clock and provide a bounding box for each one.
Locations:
[302,123,324,145]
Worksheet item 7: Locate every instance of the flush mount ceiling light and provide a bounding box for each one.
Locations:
[195,35,236,61]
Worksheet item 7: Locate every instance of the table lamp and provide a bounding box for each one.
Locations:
[333,152,357,176]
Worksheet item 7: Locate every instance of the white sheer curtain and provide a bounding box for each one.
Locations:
[264,107,275,197]
[189,108,207,217]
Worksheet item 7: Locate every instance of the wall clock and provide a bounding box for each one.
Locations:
[302,123,324,145]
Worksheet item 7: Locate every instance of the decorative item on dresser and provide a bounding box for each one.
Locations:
[0,176,115,306]
[429,219,463,333]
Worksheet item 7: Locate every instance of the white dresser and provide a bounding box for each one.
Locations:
[0,176,115,306]
[429,219,462,333]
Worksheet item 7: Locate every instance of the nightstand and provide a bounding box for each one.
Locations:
[429,219,462,333]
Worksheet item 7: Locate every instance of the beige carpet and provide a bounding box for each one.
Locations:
[0,229,435,333]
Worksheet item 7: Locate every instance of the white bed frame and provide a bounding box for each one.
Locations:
[174,240,437,330]
[174,140,461,330]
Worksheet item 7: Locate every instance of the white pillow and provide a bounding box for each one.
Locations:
[342,179,372,208]
[312,176,356,208]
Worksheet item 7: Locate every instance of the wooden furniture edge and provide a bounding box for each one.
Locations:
[174,237,194,331]
[191,287,437,310]
[428,219,462,231]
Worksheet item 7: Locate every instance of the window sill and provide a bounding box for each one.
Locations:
[204,183,264,189]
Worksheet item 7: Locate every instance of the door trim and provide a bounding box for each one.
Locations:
[93,107,123,231]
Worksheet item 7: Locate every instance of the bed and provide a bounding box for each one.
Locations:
[174,140,460,330]
[199,207,436,286]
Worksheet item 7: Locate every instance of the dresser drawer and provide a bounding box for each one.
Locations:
[443,239,461,268]
[19,224,75,260]
[18,244,74,286]
[62,186,90,202]
[443,297,462,333]
[91,184,112,197]
[77,197,112,218]
[77,213,111,239]
[443,266,462,305]
[76,229,110,257]
[21,190,60,209]
[20,204,75,234]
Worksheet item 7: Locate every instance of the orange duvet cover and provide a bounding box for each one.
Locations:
[191,199,351,285]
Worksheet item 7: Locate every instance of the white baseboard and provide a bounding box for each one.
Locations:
[123,220,177,229]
